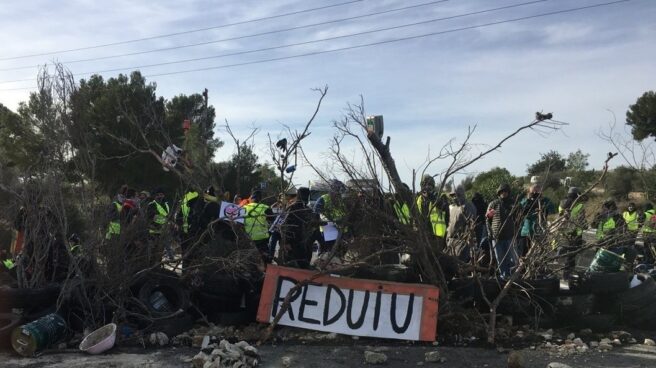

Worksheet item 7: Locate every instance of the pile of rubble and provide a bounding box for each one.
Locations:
[517,328,656,357]
[191,340,260,368]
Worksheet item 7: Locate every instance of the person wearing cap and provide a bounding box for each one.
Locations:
[416,175,447,246]
[137,190,150,207]
[279,186,314,268]
[557,186,587,278]
[244,189,274,262]
[447,185,477,262]
[313,179,348,254]
[518,184,555,256]
[486,183,519,279]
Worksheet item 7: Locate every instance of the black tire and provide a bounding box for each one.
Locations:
[517,278,559,297]
[0,284,61,312]
[626,303,656,329]
[138,275,190,318]
[448,278,476,301]
[200,273,243,297]
[0,313,22,349]
[571,272,629,295]
[577,313,616,332]
[554,294,596,320]
[614,274,656,313]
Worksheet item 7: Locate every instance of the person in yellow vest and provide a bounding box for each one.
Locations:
[243,189,274,262]
[177,187,202,270]
[556,187,587,278]
[105,195,123,240]
[147,188,172,262]
[623,202,641,235]
[640,202,656,263]
[592,198,637,265]
[313,180,348,255]
[416,175,447,250]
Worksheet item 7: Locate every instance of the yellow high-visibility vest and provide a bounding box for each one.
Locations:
[596,217,616,240]
[149,201,170,234]
[643,209,656,233]
[180,191,199,234]
[623,211,639,232]
[244,202,270,241]
[105,201,122,239]
[417,196,446,238]
[393,201,411,225]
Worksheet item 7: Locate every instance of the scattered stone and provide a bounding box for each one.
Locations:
[572,338,585,347]
[201,335,211,349]
[432,341,439,346]
[611,339,622,346]
[598,342,613,351]
[149,332,169,346]
[416,362,424,366]
[507,351,524,368]
[547,363,572,368]
[589,341,599,348]
[352,336,360,340]
[644,338,656,346]
[364,351,388,365]
[425,351,441,363]
[566,333,575,340]
[281,356,292,367]
[439,357,446,363]
[192,352,210,368]
[600,338,612,345]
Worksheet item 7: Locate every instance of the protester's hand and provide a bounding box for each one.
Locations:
[486,209,496,219]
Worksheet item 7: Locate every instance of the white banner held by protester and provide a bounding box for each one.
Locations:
[257,265,439,341]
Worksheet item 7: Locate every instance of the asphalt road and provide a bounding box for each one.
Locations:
[2,343,656,368]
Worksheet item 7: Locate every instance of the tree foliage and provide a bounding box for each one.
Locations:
[565,149,590,172]
[626,90,656,141]
[527,150,566,176]
[470,167,516,201]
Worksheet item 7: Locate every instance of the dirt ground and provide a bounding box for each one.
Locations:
[2,343,656,368]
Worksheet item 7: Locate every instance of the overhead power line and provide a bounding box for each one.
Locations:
[0,0,548,84]
[0,0,452,72]
[0,0,364,61]
[0,0,633,92]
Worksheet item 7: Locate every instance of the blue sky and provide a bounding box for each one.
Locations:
[1,0,654,188]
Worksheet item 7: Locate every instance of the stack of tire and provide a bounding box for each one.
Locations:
[447,277,560,325]
[130,269,193,338]
[556,271,630,331]
[610,274,656,329]
[191,271,263,326]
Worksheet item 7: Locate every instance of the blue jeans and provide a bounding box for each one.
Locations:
[493,239,516,279]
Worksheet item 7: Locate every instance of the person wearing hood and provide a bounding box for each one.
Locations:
[447,185,477,262]
[279,186,314,268]
[486,183,519,279]
[518,184,555,256]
